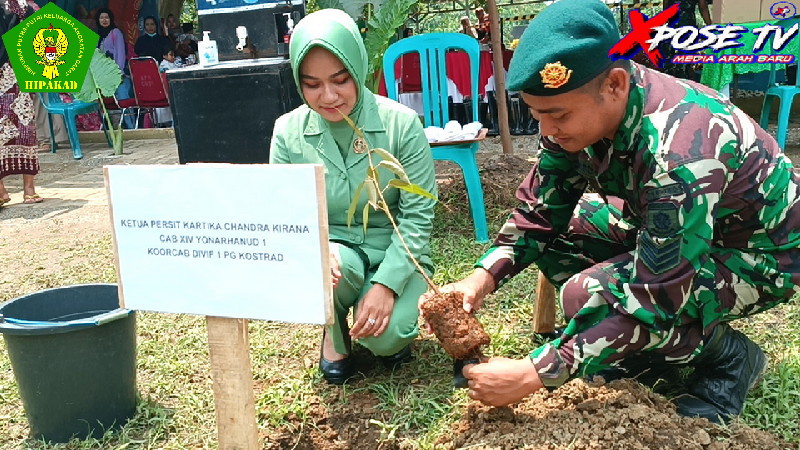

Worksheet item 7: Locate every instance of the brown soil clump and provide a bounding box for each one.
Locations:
[420,291,491,359]
[441,378,795,450]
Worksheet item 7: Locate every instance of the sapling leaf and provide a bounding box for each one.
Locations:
[372,147,403,170]
[347,181,367,227]
[362,203,370,233]
[388,179,437,200]
[376,160,410,183]
[365,178,379,206]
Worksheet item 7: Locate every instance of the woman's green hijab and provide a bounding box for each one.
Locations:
[289,8,368,114]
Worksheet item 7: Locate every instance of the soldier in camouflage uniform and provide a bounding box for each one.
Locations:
[422,0,798,423]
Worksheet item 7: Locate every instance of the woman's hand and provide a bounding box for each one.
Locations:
[329,243,342,289]
[350,283,395,339]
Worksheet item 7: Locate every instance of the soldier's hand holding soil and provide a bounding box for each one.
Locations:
[462,357,544,407]
[418,268,497,323]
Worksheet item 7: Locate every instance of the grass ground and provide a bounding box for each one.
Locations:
[1,172,799,449]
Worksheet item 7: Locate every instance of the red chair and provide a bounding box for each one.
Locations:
[128,57,170,128]
[102,95,139,129]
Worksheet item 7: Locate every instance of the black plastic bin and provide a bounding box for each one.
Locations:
[167,57,302,164]
[0,284,137,443]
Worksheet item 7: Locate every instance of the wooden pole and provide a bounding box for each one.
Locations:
[207,317,260,450]
[486,0,513,154]
[533,272,556,334]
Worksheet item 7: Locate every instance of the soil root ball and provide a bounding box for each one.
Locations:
[421,291,490,359]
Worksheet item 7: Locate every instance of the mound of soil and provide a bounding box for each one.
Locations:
[443,378,793,450]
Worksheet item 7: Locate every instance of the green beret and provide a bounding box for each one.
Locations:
[507,0,620,95]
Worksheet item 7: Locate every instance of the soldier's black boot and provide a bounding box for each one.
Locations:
[448,96,464,125]
[509,95,523,135]
[478,101,490,130]
[519,104,539,135]
[453,357,481,389]
[462,96,474,124]
[674,323,767,424]
[486,91,500,136]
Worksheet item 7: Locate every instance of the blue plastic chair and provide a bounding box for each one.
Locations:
[759,17,800,150]
[37,92,100,160]
[384,33,489,243]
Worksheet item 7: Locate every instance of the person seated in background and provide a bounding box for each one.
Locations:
[402,27,414,38]
[459,16,478,39]
[164,13,181,44]
[270,9,437,385]
[474,7,491,44]
[96,7,134,128]
[135,16,171,63]
[175,22,198,63]
[159,46,179,72]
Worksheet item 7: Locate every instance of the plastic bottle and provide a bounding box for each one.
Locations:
[198,31,219,66]
[284,15,294,44]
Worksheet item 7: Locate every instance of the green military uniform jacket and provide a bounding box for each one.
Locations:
[270,90,436,296]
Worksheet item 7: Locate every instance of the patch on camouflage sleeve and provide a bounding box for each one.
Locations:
[639,202,682,275]
[646,202,680,237]
[645,183,683,202]
[639,231,681,275]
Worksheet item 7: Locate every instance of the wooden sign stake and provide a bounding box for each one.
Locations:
[533,272,557,334]
[206,316,259,449]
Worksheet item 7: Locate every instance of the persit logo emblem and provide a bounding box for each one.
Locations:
[540,61,573,89]
[1,2,97,92]
[34,25,68,80]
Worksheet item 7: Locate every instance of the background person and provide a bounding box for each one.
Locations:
[96,7,134,128]
[660,0,712,81]
[135,15,171,63]
[421,0,798,425]
[270,9,437,385]
[474,7,489,42]
[1,0,43,206]
[159,45,179,72]
[164,13,181,44]
[459,16,478,39]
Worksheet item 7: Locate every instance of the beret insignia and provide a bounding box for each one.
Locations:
[540,61,573,89]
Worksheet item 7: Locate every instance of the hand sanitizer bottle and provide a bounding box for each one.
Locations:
[198,31,219,66]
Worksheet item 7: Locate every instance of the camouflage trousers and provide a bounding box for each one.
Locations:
[530,194,797,387]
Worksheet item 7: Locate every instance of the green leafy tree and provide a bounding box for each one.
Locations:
[320,0,419,93]
[73,49,124,154]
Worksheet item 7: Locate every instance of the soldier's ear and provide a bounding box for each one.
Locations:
[603,68,629,102]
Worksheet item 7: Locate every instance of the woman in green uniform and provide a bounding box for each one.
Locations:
[270,9,437,385]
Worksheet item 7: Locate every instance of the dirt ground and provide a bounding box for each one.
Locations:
[266,378,795,449]
[2,118,799,448]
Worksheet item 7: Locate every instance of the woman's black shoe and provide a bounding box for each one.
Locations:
[319,354,354,385]
[319,330,353,385]
[379,345,414,370]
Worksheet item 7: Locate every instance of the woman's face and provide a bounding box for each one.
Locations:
[166,15,178,29]
[99,13,111,28]
[144,18,157,34]
[299,47,358,122]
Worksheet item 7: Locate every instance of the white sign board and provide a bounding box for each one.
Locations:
[105,164,332,325]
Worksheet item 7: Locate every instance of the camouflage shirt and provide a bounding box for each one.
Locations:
[476,63,800,383]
